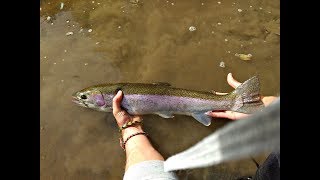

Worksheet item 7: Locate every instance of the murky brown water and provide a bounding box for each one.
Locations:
[40,0,279,179]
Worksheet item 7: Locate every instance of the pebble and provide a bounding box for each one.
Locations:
[235,53,252,61]
[66,32,73,36]
[219,61,225,68]
[60,2,64,10]
[189,26,196,32]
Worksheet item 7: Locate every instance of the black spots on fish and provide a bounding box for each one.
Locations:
[80,95,87,99]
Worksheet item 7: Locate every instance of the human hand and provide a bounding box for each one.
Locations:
[112,90,143,128]
[206,73,278,120]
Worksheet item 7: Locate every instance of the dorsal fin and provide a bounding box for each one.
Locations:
[152,82,171,86]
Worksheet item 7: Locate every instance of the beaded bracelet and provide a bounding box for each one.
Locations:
[118,119,143,132]
[120,132,148,151]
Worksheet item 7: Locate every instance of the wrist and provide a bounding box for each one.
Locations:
[121,125,143,140]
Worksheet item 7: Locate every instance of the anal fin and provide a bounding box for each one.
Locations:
[191,112,212,126]
[155,112,174,118]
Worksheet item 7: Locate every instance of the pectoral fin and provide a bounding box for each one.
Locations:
[191,112,212,126]
[155,112,174,118]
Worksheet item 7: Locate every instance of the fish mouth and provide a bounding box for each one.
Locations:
[72,96,80,103]
[72,96,89,107]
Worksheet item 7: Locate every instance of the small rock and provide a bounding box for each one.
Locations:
[66,31,73,36]
[88,29,93,32]
[201,3,204,5]
[219,61,225,68]
[84,63,88,66]
[46,16,51,21]
[217,22,222,25]
[249,5,252,8]
[60,2,64,10]
[61,80,64,82]
[53,62,57,65]
[64,50,67,52]
[118,26,121,29]
[224,38,228,42]
[97,2,100,5]
[238,9,242,12]
[235,53,252,61]
[96,42,100,44]
[171,2,174,5]
[92,1,95,3]
[189,26,196,32]
[218,2,221,4]
[66,20,70,23]
[51,23,54,25]
[259,7,263,10]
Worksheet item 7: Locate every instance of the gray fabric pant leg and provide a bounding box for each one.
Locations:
[253,151,280,180]
[123,160,179,180]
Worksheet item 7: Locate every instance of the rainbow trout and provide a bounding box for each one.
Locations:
[72,76,264,126]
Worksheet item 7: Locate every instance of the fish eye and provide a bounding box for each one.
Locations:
[80,95,87,99]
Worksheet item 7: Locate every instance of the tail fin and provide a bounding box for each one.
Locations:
[230,76,264,114]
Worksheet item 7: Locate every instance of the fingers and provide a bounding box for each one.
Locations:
[206,111,249,120]
[211,73,241,95]
[227,73,242,89]
[112,90,133,127]
[214,92,228,95]
[112,90,124,116]
[261,96,278,106]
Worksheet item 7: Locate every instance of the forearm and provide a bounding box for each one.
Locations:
[122,125,164,171]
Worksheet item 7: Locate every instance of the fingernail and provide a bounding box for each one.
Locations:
[117,90,122,95]
[205,111,211,115]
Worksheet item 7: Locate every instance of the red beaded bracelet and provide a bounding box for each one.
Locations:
[120,132,148,151]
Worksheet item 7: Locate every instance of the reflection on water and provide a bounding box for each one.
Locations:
[40,0,279,179]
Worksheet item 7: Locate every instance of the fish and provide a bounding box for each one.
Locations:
[72,76,264,126]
